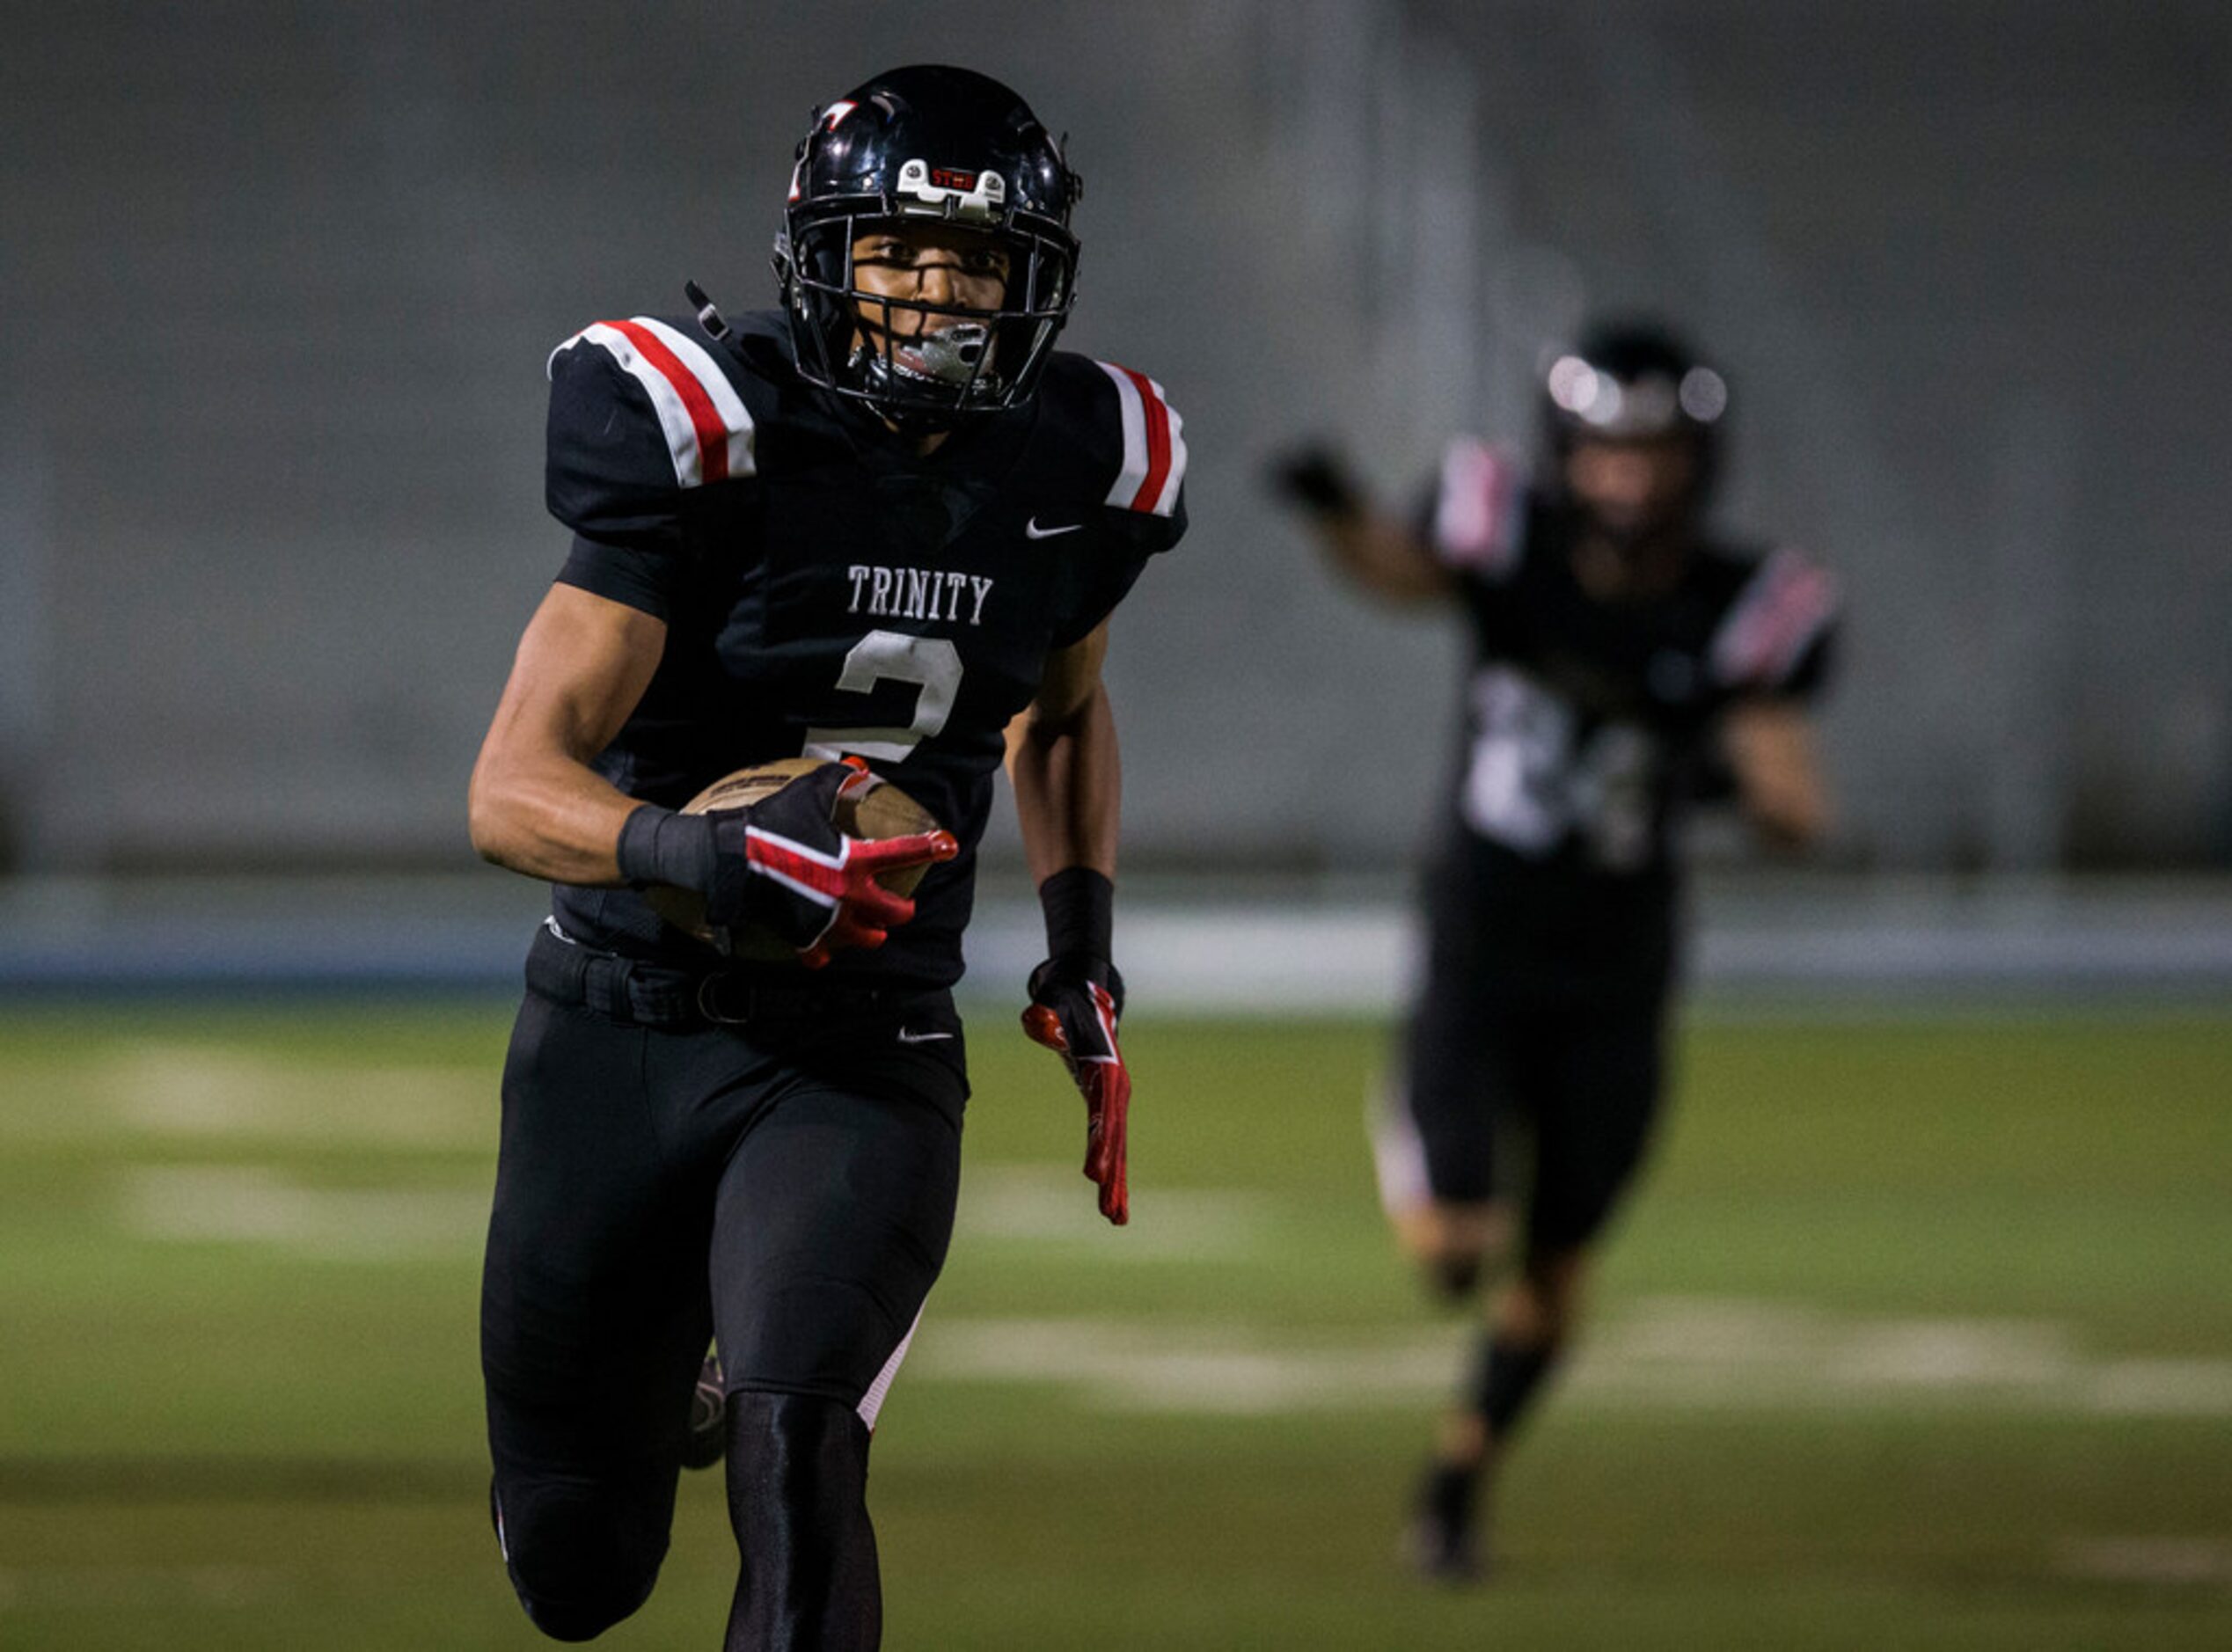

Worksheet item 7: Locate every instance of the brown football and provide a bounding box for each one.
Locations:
[643,758,944,957]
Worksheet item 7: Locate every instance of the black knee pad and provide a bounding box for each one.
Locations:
[724,1390,872,1537]
[725,1392,882,1650]
[493,1477,669,1642]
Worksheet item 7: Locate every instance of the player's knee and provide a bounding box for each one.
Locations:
[724,1389,871,1524]
[494,1479,669,1641]
[1506,1247,1592,1343]
[1428,1250,1482,1299]
[1398,1202,1509,1302]
[723,1390,882,1637]
[520,1595,644,1644]
[510,1546,663,1642]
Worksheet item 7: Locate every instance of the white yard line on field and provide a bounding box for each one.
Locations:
[106,1161,1279,1265]
[912,1318,1453,1414]
[910,1297,2232,1419]
[957,1166,1277,1258]
[99,1043,490,1147]
[2058,1539,2232,1588]
[117,1165,487,1260]
[101,1153,2232,1428]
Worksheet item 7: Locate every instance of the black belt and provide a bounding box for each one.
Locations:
[525,921,904,1028]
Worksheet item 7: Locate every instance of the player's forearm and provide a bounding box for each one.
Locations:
[1742,778,1829,851]
[467,745,640,886]
[1313,512,1451,604]
[470,583,669,886]
[1723,704,1832,851]
[1006,682,1121,885]
[1274,446,1442,603]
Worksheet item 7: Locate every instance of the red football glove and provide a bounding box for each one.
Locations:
[1021,959,1131,1224]
[705,757,958,967]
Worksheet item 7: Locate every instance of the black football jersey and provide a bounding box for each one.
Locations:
[538,307,1188,987]
[1419,439,1837,965]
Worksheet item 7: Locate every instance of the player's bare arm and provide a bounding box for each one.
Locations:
[467,581,666,885]
[1006,617,1133,1225]
[1314,508,1453,604]
[1723,698,1832,849]
[1270,446,1453,603]
[472,579,947,968]
[1005,617,1119,881]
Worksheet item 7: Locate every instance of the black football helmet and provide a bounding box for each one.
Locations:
[1538,317,1729,510]
[773,65,1081,428]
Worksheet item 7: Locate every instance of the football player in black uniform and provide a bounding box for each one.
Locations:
[1273,320,1834,1580]
[466,66,1187,1648]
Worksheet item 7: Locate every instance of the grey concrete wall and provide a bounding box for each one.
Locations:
[4,1,2227,874]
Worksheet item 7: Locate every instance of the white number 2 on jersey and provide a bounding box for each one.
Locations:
[801,630,963,764]
[1460,664,1655,871]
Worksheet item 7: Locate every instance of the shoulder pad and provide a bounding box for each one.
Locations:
[1036,354,1189,521]
[1709,546,1840,691]
[1089,359,1188,519]
[548,315,758,497]
[1431,438,1526,578]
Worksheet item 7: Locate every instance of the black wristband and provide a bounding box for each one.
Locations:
[1037,865,1114,963]
[614,803,718,892]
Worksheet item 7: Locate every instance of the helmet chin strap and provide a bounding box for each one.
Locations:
[684,280,731,340]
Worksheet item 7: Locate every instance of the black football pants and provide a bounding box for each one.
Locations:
[481,983,965,1648]
[1398,969,1669,1254]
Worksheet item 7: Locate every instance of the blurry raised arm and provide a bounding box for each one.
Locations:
[1722,699,1832,851]
[1268,443,1453,605]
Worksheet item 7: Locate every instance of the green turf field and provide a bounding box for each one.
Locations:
[2,1002,2228,1648]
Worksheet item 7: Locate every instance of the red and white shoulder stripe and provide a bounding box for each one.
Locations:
[1094,361,1188,518]
[1710,547,1840,691]
[550,317,757,488]
[1432,437,1525,577]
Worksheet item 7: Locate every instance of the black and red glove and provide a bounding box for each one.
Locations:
[618,757,958,968]
[1020,867,1131,1225]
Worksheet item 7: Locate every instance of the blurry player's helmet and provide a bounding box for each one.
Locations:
[1539,317,1728,515]
[774,64,1081,428]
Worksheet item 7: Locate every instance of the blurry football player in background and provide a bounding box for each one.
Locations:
[1272,320,1836,1580]
[467,65,1186,1648]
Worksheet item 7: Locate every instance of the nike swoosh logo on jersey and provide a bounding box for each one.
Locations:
[896,1027,955,1044]
[1025,517,1084,539]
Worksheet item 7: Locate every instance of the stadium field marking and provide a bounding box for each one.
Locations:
[958,1166,1276,1258]
[105,1160,1275,1264]
[911,1297,2232,1418]
[96,1043,490,1147]
[116,1165,487,1259]
[2057,1539,2232,1589]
